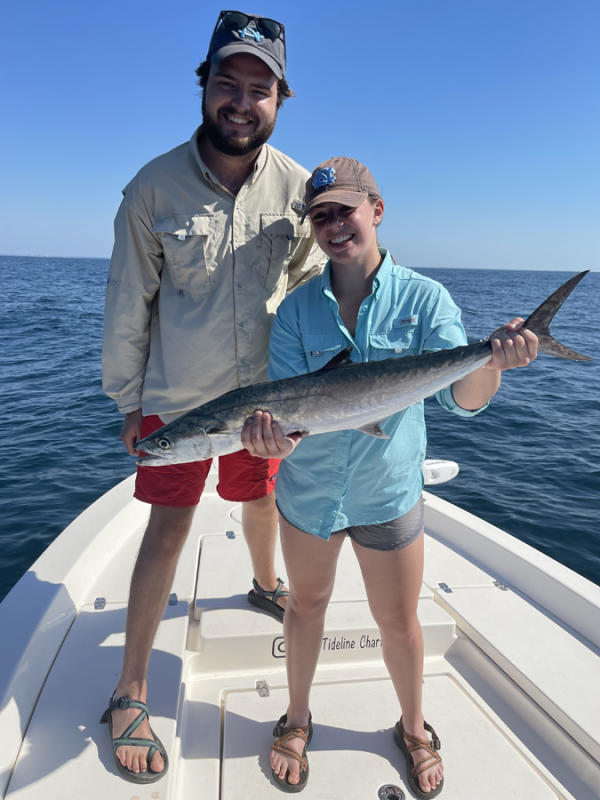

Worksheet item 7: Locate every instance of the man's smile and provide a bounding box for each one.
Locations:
[222,110,254,128]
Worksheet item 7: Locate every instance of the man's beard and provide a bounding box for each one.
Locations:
[201,95,276,156]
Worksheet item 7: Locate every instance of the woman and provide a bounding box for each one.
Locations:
[242,157,538,796]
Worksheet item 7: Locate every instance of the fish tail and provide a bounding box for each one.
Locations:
[522,270,592,361]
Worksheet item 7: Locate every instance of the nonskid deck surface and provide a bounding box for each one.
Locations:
[3,471,599,799]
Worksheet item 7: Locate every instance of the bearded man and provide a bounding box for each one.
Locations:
[101,9,324,783]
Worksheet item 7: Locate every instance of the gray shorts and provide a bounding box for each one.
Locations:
[332,496,424,551]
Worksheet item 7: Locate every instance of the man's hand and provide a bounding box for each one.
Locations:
[241,410,303,459]
[120,409,143,455]
[485,318,538,370]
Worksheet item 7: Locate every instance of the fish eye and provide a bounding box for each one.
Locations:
[157,437,171,450]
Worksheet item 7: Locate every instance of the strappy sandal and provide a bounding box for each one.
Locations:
[248,577,288,622]
[271,712,313,793]
[393,718,444,799]
[100,694,169,784]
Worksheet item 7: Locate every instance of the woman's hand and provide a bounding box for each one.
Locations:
[485,318,538,370]
[241,410,303,458]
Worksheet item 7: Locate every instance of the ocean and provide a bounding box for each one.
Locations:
[1,255,598,600]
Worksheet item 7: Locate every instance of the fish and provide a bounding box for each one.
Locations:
[136,271,591,466]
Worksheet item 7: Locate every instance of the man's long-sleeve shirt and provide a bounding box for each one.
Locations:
[102,127,325,420]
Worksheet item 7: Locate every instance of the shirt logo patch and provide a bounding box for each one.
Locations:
[395,316,417,325]
[312,167,336,189]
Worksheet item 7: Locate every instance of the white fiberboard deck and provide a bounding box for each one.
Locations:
[1,469,599,800]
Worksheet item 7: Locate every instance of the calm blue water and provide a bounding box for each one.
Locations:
[1,256,598,599]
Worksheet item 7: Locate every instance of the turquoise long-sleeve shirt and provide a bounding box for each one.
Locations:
[268,250,486,540]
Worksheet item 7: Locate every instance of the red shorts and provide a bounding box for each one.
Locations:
[134,415,280,507]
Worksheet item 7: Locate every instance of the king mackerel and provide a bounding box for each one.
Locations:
[135,270,590,467]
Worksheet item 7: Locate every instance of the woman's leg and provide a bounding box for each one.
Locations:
[270,515,345,786]
[351,532,443,794]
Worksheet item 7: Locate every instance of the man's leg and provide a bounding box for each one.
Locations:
[109,504,195,776]
[242,492,288,610]
[217,449,286,617]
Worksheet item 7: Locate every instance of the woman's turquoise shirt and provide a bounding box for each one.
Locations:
[269,251,485,539]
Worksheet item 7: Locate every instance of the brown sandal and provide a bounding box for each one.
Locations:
[271,713,313,793]
[393,718,444,799]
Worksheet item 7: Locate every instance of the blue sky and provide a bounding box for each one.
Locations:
[1,0,598,269]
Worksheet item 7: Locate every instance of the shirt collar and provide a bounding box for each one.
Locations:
[320,248,393,301]
[190,126,269,191]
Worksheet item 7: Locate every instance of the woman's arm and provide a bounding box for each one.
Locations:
[451,317,538,411]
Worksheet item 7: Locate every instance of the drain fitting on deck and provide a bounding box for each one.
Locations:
[378,785,405,800]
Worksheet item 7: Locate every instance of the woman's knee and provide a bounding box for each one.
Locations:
[288,587,331,619]
[375,608,422,644]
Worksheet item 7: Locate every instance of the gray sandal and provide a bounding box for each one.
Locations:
[100,694,169,784]
[248,577,288,621]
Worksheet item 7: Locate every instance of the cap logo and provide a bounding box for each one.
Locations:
[237,25,264,43]
[312,167,336,189]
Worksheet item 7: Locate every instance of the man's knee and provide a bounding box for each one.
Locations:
[243,492,277,519]
[142,505,196,558]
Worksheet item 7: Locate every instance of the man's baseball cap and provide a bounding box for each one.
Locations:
[302,157,380,221]
[206,10,286,79]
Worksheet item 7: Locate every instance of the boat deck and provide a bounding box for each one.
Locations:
[1,471,599,800]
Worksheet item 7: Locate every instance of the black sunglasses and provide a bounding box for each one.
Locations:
[214,10,285,42]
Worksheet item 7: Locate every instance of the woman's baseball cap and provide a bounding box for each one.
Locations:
[302,157,380,221]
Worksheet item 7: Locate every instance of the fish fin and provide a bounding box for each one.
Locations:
[523,271,592,361]
[203,416,240,434]
[205,424,228,434]
[317,347,354,372]
[357,422,391,439]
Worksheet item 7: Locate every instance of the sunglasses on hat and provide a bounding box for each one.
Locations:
[213,10,285,43]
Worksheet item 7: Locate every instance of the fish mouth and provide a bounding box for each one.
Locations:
[136,452,176,467]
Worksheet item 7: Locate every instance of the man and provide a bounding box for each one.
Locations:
[101,10,324,783]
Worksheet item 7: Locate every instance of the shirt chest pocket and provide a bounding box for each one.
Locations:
[301,335,349,372]
[259,214,311,291]
[369,319,420,361]
[153,214,216,299]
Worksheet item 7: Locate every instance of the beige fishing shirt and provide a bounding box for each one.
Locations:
[102,127,325,420]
